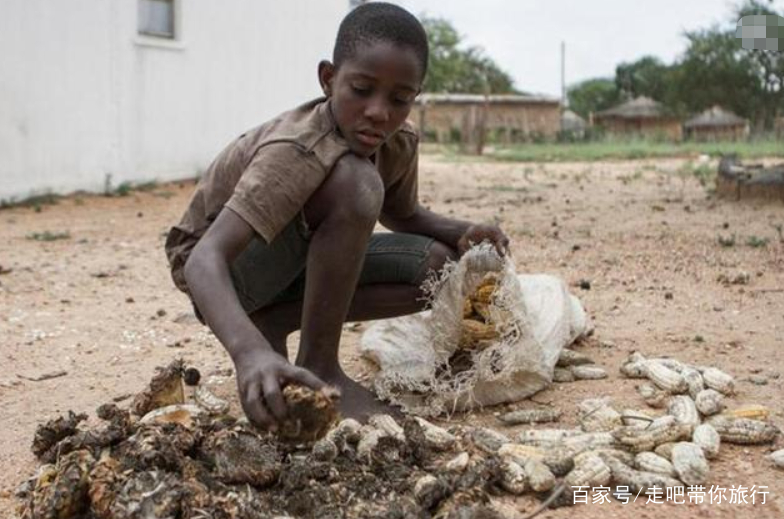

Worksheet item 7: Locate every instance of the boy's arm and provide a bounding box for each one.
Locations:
[380,203,509,255]
[184,208,325,428]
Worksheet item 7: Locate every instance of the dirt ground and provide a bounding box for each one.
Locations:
[1,154,783,518]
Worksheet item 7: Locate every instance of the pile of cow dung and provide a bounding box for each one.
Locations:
[15,359,515,519]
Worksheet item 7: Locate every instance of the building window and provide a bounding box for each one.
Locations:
[138,0,175,39]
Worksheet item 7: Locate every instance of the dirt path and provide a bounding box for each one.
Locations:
[1,155,782,518]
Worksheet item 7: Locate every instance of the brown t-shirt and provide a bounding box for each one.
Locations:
[165,97,420,294]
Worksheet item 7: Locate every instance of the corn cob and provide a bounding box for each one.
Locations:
[722,404,770,420]
[413,417,456,451]
[580,404,622,433]
[469,427,510,454]
[620,360,648,379]
[694,389,724,416]
[613,415,691,453]
[574,448,635,467]
[516,428,583,447]
[634,452,677,477]
[653,358,685,373]
[414,474,447,508]
[627,351,647,364]
[644,361,687,394]
[681,367,705,399]
[462,299,474,319]
[327,418,363,446]
[368,414,404,441]
[497,408,562,425]
[692,424,720,460]
[357,426,385,461]
[523,459,556,492]
[499,459,528,495]
[564,453,612,489]
[672,442,709,486]
[571,365,608,380]
[477,272,501,290]
[472,301,493,321]
[768,449,784,470]
[498,443,546,465]
[311,437,338,462]
[701,367,735,396]
[193,385,230,415]
[621,409,656,428]
[667,395,700,432]
[708,417,779,445]
[444,452,470,472]
[556,349,595,367]
[638,383,667,408]
[599,453,682,493]
[460,319,499,345]
[654,442,676,461]
[472,284,497,304]
[553,368,575,383]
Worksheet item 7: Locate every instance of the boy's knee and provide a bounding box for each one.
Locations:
[307,154,384,228]
[417,240,458,284]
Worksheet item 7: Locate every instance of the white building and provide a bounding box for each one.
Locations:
[0,0,348,202]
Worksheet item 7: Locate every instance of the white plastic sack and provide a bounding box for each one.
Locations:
[360,245,590,415]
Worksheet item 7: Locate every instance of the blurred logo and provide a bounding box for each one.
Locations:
[736,14,784,51]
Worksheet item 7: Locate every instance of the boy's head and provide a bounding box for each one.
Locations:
[319,2,429,157]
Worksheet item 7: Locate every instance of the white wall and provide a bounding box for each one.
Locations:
[0,0,347,201]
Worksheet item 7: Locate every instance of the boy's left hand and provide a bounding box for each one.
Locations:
[457,224,510,256]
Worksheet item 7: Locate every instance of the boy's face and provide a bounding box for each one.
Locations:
[319,41,423,157]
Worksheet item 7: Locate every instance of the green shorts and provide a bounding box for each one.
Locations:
[228,213,434,315]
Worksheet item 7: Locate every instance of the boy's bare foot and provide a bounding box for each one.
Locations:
[318,370,400,423]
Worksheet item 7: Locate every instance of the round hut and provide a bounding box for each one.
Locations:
[684,106,749,142]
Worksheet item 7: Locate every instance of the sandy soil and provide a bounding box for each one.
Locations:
[1,154,782,518]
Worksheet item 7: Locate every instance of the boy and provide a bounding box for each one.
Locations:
[165,3,508,428]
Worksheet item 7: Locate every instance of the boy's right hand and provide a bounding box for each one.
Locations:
[233,348,327,429]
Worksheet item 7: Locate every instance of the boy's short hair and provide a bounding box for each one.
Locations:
[333,2,429,78]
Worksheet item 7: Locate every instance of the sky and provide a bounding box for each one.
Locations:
[389,0,784,98]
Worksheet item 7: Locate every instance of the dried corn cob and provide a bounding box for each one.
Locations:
[692,424,720,460]
[654,358,685,373]
[574,448,635,467]
[722,404,770,420]
[523,459,556,492]
[768,449,784,470]
[326,418,363,447]
[672,442,709,486]
[472,284,497,304]
[498,408,562,425]
[638,383,667,408]
[498,443,546,465]
[553,368,575,383]
[579,404,622,433]
[621,409,656,428]
[571,365,608,380]
[564,453,612,488]
[681,367,705,399]
[708,417,779,445]
[557,349,595,367]
[667,395,700,431]
[644,361,687,394]
[311,437,338,462]
[635,452,677,477]
[462,299,474,319]
[516,428,583,447]
[627,351,647,364]
[694,389,724,416]
[444,452,470,472]
[499,460,527,495]
[654,442,676,461]
[469,427,510,454]
[357,426,385,461]
[599,453,682,493]
[413,418,456,452]
[620,361,648,379]
[613,415,691,453]
[701,367,735,396]
[460,319,498,344]
[193,385,230,415]
[368,414,405,441]
[472,301,492,321]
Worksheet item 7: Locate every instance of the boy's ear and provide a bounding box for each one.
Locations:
[318,60,336,97]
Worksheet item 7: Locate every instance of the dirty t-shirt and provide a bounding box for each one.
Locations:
[165,97,420,294]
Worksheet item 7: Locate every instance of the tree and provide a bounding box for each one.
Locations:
[615,56,673,103]
[567,78,620,118]
[421,17,516,94]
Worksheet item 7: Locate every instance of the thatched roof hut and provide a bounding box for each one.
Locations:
[413,93,561,144]
[595,96,682,140]
[684,106,748,141]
